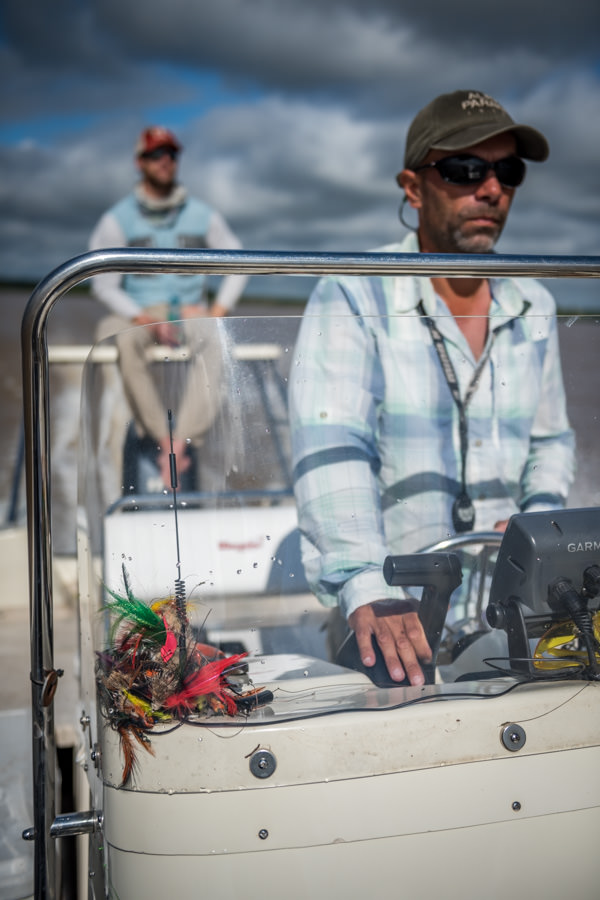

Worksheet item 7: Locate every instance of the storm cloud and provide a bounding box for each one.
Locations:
[1,0,599,306]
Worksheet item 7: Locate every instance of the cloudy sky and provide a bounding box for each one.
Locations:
[1,0,599,305]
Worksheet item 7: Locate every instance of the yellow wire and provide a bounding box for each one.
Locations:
[533,611,600,671]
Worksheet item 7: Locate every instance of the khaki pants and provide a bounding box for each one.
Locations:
[95,305,223,446]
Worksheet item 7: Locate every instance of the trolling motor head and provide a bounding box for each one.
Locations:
[486,508,600,677]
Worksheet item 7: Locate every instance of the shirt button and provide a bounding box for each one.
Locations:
[474,439,483,447]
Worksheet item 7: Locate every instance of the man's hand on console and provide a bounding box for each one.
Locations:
[348,599,432,686]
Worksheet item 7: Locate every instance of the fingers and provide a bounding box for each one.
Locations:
[400,611,433,663]
[154,322,179,346]
[375,617,425,686]
[157,437,192,489]
[181,304,208,319]
[353,624,377,668]
[132,314,154,326]
[348,605,432,687]
[208,302,228,318]
[370,625,410,683]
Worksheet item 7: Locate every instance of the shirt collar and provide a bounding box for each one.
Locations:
[135,183,187,215]
[382,232,530,325]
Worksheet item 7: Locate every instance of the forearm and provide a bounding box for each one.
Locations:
[212,274,248,313]
[89,212,140,318]
[90,272,141,319]
[290,278,409,618]
[206,211,247,312]
[521,430,576,510]
[296,476,401,617]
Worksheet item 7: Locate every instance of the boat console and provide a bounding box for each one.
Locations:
[18,248,600,900]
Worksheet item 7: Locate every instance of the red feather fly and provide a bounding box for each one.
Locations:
[164,652,249,715]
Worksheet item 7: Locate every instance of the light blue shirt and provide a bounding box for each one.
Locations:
[289,233,576,619]
[89,187,246,317]
[109,191,212,308]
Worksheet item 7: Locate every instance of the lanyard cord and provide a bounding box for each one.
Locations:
[417,300,492,497]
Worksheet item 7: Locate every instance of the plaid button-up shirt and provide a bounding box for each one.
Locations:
[289,233,575,619]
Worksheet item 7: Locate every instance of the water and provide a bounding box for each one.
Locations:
[0,286,104,521]
[2,285,600,548]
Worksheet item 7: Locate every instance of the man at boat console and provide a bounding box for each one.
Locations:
[89,126,247,488]
[289,90,575,686]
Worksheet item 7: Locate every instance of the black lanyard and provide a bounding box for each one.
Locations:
[417,301,492,532]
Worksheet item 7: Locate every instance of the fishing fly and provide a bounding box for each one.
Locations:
[95,410,271,787]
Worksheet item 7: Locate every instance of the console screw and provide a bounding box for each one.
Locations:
[501,723,526,752]
[250,749,277,779]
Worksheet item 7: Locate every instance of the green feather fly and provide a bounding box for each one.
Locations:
[103,566,166,647]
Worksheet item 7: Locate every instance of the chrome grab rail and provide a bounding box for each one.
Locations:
[419,531,503,554]
[421,532,504,626]
[21,248,600,899]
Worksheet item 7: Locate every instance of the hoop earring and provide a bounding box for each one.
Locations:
[398,195,417,231]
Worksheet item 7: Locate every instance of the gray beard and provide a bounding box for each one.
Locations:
[448,226,499,254]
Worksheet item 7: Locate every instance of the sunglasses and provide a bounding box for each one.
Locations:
[140,146,178,161]
[414,154,526,188]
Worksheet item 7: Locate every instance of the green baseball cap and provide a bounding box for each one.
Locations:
[404,90,549,169]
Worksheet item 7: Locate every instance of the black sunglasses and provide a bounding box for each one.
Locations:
[140,146,178,161]
[414,154,526,188]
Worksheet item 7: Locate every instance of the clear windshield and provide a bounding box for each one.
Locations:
[76,307,600,779]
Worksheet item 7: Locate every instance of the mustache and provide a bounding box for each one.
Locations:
[460,206,504,225]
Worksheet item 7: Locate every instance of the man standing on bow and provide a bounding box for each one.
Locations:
[289,90,575,685]
[89,126,247,488]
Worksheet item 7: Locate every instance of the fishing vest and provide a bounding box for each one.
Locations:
[110,192,214,308]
